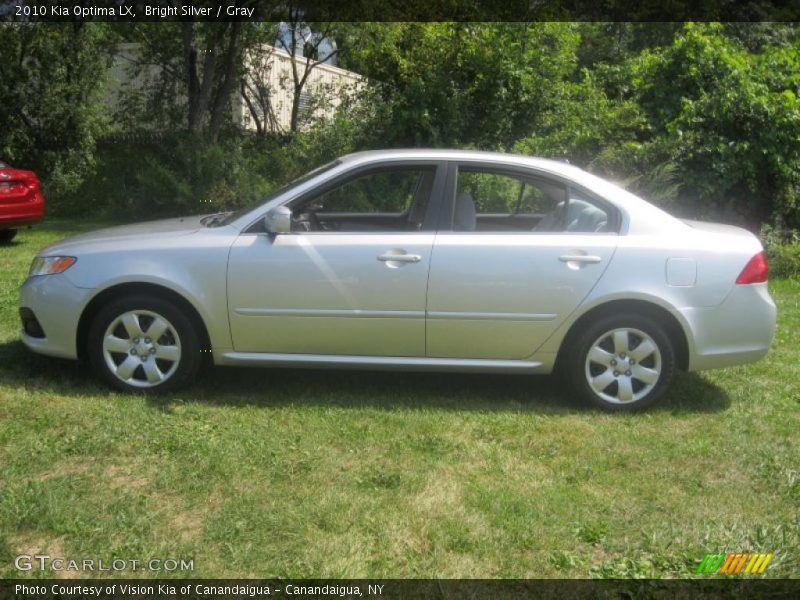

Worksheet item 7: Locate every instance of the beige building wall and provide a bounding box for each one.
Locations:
[105,43,365,133]
[236,45,365,132]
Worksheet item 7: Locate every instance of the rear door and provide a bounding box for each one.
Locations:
[426,162,619,359]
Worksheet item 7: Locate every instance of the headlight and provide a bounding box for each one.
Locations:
[29,256,77,276]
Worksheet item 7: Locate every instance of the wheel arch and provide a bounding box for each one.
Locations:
[555,298,690,372]
[76,282,212,362]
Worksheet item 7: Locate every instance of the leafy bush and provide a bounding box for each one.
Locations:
[760,225,800,279]
[31,22,800,232]
[57,133,277,218]
[54,113,371,220]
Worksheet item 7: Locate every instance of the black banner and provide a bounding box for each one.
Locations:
[1,0,800,22]
[2,579,800,600]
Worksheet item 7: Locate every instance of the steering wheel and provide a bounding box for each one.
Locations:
[292,210,322,231]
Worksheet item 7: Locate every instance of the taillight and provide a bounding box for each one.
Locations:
[20,171,40,190]
[735,251,769,284]
[0,169,40,198]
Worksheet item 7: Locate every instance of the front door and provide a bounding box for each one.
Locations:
[227,163,443,356]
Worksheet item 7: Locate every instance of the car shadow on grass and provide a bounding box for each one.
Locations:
[0,339,730,415]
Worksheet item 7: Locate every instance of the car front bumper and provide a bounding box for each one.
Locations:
[19,273,91,360]
[681,282,777,371]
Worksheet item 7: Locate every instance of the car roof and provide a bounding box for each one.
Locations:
[340,149,577,174]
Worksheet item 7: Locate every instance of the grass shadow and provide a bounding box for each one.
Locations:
[0,338,730,415]
[653,370,731,413]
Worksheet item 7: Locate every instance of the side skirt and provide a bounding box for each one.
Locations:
[217,351,554,374]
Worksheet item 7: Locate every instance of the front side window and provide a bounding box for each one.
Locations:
[291,166,436,232]
[453,167,612,233]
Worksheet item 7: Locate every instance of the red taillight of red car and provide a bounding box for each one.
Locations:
[736,251,769,284]
[0,169,40,200]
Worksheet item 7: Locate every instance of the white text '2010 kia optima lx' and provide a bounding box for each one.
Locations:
[19,150,777,411]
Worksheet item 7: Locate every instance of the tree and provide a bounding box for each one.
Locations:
[628,24,800,226]
[274,11,343,132]
[124,19,250,138]
[342,22,580,149]
[240,36,281,135]
[0,22,117,196]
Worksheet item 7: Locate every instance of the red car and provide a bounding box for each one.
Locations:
[0,161,45,243]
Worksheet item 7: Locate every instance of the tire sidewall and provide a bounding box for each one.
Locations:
[87,295,201,393]
[567,314,675,412]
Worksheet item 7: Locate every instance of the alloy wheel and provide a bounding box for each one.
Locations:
[584,327,662,404]
[102,309,182,389]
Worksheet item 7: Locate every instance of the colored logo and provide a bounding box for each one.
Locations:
[696,552,773,574]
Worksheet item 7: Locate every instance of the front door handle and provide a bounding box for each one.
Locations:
[378,253,421,263]
[559,254,602,264]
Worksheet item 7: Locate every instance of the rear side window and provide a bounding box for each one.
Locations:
[454,168,565,232]
[453,166,613,233]
[563,190,612,233]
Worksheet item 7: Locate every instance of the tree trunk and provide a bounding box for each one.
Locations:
[209,21,243,138]
[183,23,202,132]
[290,82,302,132]
[184,23,221,133]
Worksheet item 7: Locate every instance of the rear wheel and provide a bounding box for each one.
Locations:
[565,314,675,411]
[0,229,17,243]
[88,295,201,393]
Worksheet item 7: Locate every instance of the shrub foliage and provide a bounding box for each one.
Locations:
[2,22,800,239]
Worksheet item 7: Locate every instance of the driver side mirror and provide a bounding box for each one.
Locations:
[264,206,292,234]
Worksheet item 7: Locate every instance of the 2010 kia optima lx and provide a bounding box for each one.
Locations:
[19,150,777,410]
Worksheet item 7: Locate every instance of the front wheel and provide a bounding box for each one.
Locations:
[0,229,17,243]
[87,295,202,393]
[565,314,675,412]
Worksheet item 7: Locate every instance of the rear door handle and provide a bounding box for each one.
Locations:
[378,253,421,263]
[559,254,602,264]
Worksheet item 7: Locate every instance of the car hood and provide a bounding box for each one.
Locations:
[41,215,207,254]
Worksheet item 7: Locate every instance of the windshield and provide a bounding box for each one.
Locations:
[208,160,341,227]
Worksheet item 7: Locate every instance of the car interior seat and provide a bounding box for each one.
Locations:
[454,191,477,231]
[533,200,565,232]
[566,199,608,232]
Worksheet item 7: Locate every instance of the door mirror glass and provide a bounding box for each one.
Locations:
[264,206,292,233]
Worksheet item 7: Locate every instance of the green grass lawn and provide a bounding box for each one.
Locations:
[1,219,798,579]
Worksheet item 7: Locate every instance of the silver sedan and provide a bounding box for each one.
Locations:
[19,150,777,410]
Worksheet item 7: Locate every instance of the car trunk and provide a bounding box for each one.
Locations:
[0,168,41,205]
[0,167,45,229]
[680,218,759,240]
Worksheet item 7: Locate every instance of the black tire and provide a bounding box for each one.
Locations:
[87,295,202,393]
[0,229,17,243]
[564,313,675,412]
